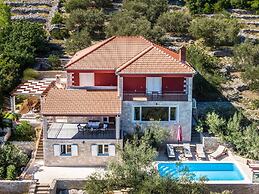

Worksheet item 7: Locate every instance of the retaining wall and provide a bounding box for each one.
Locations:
[0,180,33,194]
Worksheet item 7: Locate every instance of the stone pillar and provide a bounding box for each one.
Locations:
[10,96,16,113]
[42,116,48,140]
[118,76,123,98]
[187,77,193,101]
[115,116,120,139]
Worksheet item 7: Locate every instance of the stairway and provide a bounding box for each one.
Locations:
[35,131,43,160]
[35,183,50,194]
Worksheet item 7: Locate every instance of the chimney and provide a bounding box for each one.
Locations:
[179,46,186,63]
[55,74,64,89]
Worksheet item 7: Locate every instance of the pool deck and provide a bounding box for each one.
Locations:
[156,146,253,184]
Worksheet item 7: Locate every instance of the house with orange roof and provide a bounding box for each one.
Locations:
[41,36,195,167]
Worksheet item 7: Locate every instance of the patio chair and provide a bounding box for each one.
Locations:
[183,143,193,159]
[247,160,259,170]
[166,144,176,159]
[196,144,206,160]
[209,145,227,159]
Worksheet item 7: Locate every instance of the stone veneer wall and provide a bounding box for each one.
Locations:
[121,101,192,142]
[44,139,123,167]
[0,180,33,194]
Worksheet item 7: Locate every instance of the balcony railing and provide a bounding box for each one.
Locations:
[123,92,188,101]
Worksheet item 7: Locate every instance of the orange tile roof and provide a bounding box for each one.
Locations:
[116,46,195,74]
[66,36,195,74]
[42,89,121,116]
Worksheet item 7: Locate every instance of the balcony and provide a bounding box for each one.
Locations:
[123,92,188,101]
[47,123,117,139]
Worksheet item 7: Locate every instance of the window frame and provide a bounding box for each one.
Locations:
[132,105,178,123]
[60,144,72,156]
[97,144,109,156]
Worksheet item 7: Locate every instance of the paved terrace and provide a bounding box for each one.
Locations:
[48,123,116,139]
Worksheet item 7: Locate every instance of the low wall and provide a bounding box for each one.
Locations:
[51,179,259,194]
[10,141,35,155]
[208,184,259,194]
[0,180,33,194]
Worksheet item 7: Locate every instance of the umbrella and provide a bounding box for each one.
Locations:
[177,125,183,144]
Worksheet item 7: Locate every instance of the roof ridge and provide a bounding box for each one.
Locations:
[65,36,116,68]
[116,45,153,73]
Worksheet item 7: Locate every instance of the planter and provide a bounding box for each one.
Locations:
[200,132,220,153]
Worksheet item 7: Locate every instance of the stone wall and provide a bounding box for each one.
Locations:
[121,101,192,142]
[37,70,67,79]
[201,133,220,153]
[10,141,35,155]
[44,139,123,167]
[0,180,33,194]
[50,179,259,194]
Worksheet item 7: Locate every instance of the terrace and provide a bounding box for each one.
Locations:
[47,122,117,139]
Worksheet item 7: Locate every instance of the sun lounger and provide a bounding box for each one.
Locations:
[209,145,227,159]
[183,143,193,159]
[166,144,176,159]
[196,144,206,160]
[247,160,259,170]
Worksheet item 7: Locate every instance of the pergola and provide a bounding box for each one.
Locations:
[10,80,55,113]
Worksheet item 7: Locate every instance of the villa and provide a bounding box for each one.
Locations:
[40,36,195,167]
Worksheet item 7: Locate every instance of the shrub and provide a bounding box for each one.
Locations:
[0,144,28,179]
[0,167,5,179]
[205,112,226,136]
[51,12,63,24]
[65,0,111,13]
[22,68,39,81]
[189,16,240,47]
[48,55,61,70]
[12,121,36,141]
[6,165,16,180]
[50,28,69,40]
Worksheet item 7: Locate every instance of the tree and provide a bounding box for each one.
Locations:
[0,0,10,29]
[66,8,105,39]
[189,16,240,47]
[65,28,92,54]
[0,21,48,67]
[106,11,151,37]
[157,11,192,34]
[122,0,168,23]
[205,112,226,137]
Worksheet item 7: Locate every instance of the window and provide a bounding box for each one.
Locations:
[60,144,72,156]
[133,106,178,122]
[98,144,109,155]
[170,107,177,121]
[142,107,169,121]
[134,107,141,121]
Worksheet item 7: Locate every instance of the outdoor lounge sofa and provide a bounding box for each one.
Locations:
[183,143,193,159]
[196,144,206,160]
[209,145,227,159]
[166,144,176,159]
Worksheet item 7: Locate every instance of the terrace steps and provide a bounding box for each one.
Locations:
[35,131,43,160]
[35,183,50,194]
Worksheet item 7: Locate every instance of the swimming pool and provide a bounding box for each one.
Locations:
[158,162,245,181]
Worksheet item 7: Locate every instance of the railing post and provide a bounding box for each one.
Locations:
[10,96,16,112]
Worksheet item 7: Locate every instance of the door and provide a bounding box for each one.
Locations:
[79,73,94,86]
[146,77,162,93]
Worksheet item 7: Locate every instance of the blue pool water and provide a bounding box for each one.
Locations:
[158,162,245,181]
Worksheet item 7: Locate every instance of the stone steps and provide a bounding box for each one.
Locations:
[35,183,50,194]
